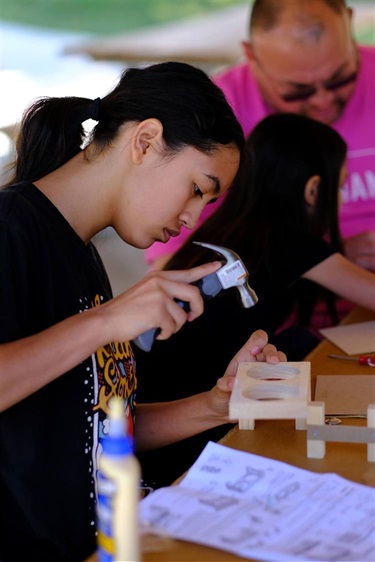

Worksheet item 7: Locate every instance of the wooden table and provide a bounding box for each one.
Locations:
[87,306,375,562]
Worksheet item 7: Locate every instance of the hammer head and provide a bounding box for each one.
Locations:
[193,241,258,308]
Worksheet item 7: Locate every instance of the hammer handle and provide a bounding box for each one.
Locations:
[132,271,222,352]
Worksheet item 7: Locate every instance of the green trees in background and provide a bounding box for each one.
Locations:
[0,0,248,34]
[1,0,372,43]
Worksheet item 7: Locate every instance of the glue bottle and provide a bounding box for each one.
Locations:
[96,396,141,562]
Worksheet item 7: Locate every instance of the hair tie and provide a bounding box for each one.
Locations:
[91,97,101,121]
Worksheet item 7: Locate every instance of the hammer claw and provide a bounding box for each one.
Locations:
[194,241,258,308]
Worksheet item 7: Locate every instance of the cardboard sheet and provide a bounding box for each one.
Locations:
[315,374,375,416]
[319,320,375,355]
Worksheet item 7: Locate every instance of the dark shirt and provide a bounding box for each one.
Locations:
[135,231,335,488]
[0,182,136,562]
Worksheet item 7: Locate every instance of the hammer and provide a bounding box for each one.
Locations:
[132,241,258,352]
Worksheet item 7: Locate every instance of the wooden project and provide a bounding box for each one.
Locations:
[307,402,375,462]
[229,362,311,430]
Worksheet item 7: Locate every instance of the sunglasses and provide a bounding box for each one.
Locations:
[280,71,358,103]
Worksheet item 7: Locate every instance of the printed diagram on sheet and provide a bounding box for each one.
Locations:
[140,441,375,562]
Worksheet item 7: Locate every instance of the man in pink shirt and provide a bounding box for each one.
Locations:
[146,0,375,271]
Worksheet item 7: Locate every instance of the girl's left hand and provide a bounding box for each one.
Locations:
[207,329,287,420]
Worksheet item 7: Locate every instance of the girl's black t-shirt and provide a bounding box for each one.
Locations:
[0,182,136,562]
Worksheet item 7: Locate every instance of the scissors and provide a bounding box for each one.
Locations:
[328,354,375,367]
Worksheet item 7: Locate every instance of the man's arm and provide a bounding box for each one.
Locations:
[344,231,375,271]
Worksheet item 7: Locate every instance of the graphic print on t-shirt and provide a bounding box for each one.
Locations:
[79,292,137,513]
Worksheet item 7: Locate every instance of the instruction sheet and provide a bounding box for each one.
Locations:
[139,441,375,562]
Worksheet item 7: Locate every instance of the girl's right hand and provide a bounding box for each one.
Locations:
[96,261,222,345]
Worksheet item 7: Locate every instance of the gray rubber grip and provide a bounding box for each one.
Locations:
[132,272,223,352]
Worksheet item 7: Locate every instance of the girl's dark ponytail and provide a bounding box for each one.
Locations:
[6,96,100,185]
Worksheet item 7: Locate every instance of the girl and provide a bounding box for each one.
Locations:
[135,112,375,488]
[0,62,285,562]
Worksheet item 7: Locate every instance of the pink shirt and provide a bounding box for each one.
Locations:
[146,46,375,265]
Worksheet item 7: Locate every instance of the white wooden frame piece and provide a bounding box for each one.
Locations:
[229,361,311,430]
[307,402,375,462]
